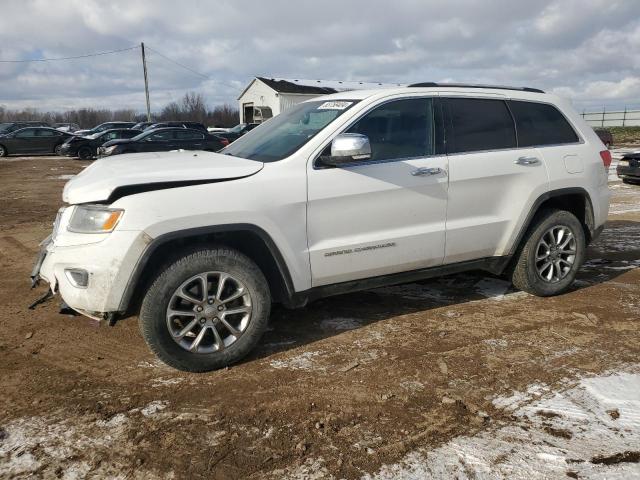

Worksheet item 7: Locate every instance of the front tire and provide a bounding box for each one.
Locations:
[54,144,63,155]
[78,146,93,160]
[511,209,585,296]
[0,144,6,157]
[139,247,271,372]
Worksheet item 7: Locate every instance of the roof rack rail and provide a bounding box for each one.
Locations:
[407,82,544,94]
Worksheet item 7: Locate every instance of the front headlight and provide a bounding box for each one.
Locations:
[68,205,124,233]
[103,145,118,155]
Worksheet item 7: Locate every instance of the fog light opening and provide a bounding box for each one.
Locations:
[64,268,89,288]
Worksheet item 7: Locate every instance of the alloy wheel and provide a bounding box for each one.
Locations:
[166,271,252,353]
[535,225,577,283]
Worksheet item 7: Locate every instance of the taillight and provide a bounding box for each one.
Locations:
[600,150,612,169]
[220,138,229,146]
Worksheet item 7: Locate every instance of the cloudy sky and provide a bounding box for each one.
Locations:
[1,0,639,113]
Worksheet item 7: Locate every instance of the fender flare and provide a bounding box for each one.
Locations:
[508,187,596,256]
[117,223,296,313]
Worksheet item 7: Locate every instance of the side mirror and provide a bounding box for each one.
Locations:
[317,133,372,167]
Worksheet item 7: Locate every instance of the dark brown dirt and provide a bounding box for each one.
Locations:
[1,156,639,479]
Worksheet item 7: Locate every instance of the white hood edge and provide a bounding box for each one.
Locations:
[63,150,263,204]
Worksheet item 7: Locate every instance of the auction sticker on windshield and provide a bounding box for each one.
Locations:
[318,101,353,110]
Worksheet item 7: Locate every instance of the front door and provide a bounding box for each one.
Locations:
[307,97,448,287]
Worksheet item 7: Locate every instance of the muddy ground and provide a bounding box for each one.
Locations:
[0,155,638,479]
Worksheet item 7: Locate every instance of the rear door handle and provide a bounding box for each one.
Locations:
[515,156,541,165]
[411,167,446,176]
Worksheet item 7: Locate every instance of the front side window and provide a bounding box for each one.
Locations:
[446,98,516,153]
[346,98,434,161]
[508,100,579,147]
[147,131,174,142]
[175,130,204,140]
[35,129,56,137]
[222,100,359,162]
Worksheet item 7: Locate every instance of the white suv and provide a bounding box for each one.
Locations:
[32,84,611,372]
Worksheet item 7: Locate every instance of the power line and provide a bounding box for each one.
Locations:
[145,46,209,79]
[145,45,241,91]
[0,45,139,63]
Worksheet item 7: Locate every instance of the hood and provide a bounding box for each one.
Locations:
[63,150,263,204]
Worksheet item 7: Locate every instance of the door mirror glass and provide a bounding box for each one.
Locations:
[318,133,371,167]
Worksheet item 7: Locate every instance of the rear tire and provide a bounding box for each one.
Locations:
[139,247,271,372]
[0,144,6,157]
[511,209,585,296]
[78,146,93,160]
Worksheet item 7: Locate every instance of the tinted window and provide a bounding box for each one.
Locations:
[15,128,37,138]
[508,100,579,147]
[148,131,174,141]
[347,98,434,161]
[122,130,140,138]
[175,130,204,140]
[35,129,58,137]
[447,98,516,153]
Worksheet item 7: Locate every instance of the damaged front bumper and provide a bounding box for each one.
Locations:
[29,215,149,320]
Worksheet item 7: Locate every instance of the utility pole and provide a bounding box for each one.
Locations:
[141,42,151,122]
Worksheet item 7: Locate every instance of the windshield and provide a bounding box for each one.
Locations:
[229,124,246,133]
[0,123,12,132]
[221,100,359,162]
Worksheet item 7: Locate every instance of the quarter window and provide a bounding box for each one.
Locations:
[346,98,434,161]
[508,100,579,147]
[446,98,516,153]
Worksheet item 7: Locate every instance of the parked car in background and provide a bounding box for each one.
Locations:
[98,127,228,157]
[59,128,142,159]
[132,121,155,130]
[0,127,72,156]
[0,121,49,134]
[594,128,613,148]
[617,152,640,184]
[144,121,208,132]
[53,123,80,133]
[74,121,137,136]
[215,123,259,143]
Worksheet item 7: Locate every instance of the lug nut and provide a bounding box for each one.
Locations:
[196,306,203,312]
[208,299,214,305]
[200,318,206,324]
[217,305,224,311]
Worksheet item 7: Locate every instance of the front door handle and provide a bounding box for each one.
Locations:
[411,167,446,176]
[515,156,541,165]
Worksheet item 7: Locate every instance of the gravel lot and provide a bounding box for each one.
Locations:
[0,154,639,479]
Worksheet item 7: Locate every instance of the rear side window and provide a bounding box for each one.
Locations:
[446,98,516,153]
[175,130,205,140]
[508,100,579,147]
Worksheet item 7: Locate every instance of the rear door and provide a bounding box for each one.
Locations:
[141,130,177,152]
[442,96,549,264]
[12,128,41,153]
[174,130,205,150]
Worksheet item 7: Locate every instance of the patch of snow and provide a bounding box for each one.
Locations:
[151,377,184,388]
[473,278,529,302]
[365,368,640,479]
[270,351,324,371]
[56,174,75,180]
[140,400,168,417]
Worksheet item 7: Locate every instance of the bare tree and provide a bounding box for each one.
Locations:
[0,91,239,128]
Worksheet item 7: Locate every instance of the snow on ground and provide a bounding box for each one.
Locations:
[364,367,640,480]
